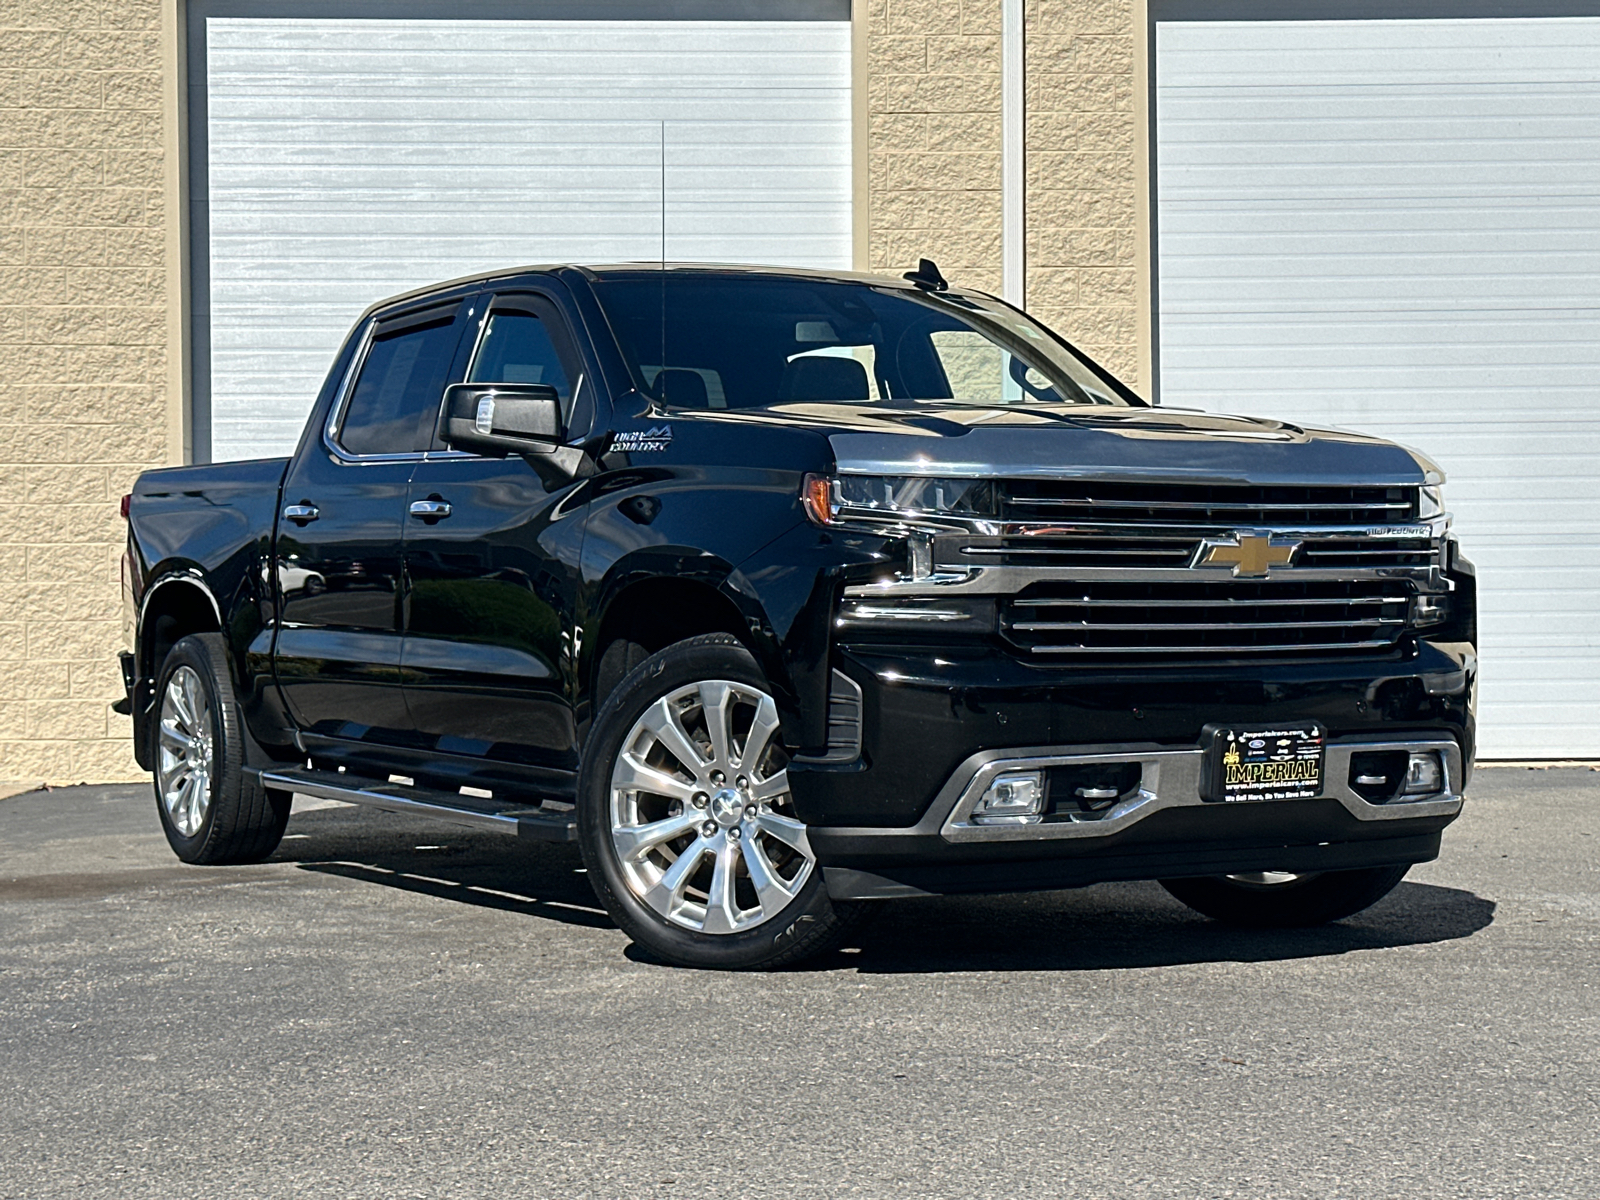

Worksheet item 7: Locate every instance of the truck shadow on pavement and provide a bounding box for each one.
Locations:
[276,806,1495,972]
[823,879,1497,973]
[277,807,615,930]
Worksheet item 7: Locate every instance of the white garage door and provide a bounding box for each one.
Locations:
[1156,18,1600,759]
[201,15,852,462]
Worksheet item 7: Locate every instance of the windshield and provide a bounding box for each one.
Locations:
[589,273,1137,411]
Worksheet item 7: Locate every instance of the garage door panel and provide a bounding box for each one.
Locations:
[204,16,851,464]
[1160,18,1600,76]
[1158,17,1600,757]
[1161,321,1600,356]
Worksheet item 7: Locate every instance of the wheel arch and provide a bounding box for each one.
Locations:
[138,569,224,685]
[132,570,226,770]
[587,572,768,711]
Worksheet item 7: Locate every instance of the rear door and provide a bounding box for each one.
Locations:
[400,289,593,779]
[274,298,470,742]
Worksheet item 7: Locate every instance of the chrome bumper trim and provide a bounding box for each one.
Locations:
[936,736,1465,843]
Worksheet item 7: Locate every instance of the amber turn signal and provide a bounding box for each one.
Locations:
[801,474,837,525]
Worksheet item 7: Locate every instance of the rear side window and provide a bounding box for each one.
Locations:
[338,309,460,455]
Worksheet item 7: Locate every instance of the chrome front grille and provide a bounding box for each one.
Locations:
[1000,480,1419,526]
[1001,580,1413,660]
[839,475,1446,665]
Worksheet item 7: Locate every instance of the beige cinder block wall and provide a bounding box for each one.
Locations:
[866,0,1005,296]
[0,0,167,784]
[0,0,1148,785]
[864,0,1146,391]
[1025,0,1142,386]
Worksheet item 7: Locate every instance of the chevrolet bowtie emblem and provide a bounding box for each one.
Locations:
[1195,532,1301,577]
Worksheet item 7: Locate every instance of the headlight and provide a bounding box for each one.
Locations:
[803,474,996,526]
[1418,485,1445,520]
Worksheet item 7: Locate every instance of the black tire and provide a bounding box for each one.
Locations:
[577,633,866,969]
[1159,864,1411,928]
[150,633,291,865]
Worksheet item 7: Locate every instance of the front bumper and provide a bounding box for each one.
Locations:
[785,640,1474,900]
[813,734,1464,900]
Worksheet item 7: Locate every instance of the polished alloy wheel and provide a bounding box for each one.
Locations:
[1225,871,1310,887]
[608,679,814,934]
[157,664,215,838]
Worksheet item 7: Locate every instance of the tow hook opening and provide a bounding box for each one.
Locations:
[1349,749,1445,803]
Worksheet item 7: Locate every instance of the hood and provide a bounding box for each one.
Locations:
[681,402,1442,487]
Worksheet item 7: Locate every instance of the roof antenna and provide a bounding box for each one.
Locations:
[903,258,949,292]
[659,119,666,406]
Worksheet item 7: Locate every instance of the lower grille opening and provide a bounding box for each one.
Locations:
[1003,580,1413,662]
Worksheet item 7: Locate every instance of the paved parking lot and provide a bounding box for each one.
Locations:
[1,769,1596,1199]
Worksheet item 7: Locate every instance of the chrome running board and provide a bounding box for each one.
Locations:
[248,766,577,842]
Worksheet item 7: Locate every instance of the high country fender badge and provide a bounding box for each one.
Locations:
[611,424,673,453]
[1193,531,1302,578]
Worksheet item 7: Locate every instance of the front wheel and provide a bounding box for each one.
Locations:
[577,634,864,969]
[1159,864,1411,928]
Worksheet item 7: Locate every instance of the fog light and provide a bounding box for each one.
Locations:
[1403,751,1444,796]
[972,771,1045,825]
[1412,595,1449,626]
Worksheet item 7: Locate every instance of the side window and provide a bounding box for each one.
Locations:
[338,310,459,456]
[468,310,572,408]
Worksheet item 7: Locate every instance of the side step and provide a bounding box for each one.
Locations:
[250,766,578,842]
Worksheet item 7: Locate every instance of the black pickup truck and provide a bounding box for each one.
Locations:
[121,261,1476,968]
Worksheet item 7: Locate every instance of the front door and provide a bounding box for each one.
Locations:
[400,293,590,779]
[274,298,469,742]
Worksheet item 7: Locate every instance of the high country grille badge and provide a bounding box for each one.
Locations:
[612,425,673,453]
[1193,532,1302,577]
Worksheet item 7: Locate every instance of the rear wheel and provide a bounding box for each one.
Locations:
[578,633,864,969]
[151,633,290,864]
[1159,864,1411,928]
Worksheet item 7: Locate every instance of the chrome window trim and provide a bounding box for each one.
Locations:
[919,736,1464,844]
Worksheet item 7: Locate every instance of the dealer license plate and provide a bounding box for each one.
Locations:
[1201,723,1325,803]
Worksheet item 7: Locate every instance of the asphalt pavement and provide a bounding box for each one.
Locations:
[1,769,1596,1199]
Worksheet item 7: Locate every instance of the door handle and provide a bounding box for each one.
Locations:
[283,503,319,525]
[408,498,452,522]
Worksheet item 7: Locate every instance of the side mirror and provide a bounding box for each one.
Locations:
[439,382,562,455]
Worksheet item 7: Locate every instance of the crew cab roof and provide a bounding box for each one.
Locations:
[352,262,957,325]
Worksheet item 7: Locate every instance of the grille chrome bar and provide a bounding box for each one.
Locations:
[999,480,1421,528]
[1022,639,1400,656]
[1012,498,1415,513]
[1302,548,1433,558]
[960,546,1192,557]
[1012,595,1411,609]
